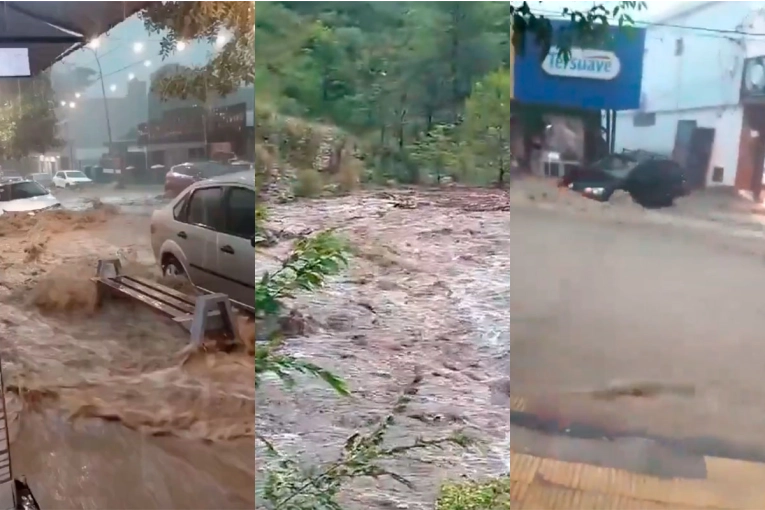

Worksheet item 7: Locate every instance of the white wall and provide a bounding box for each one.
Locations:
[639,2,759,112]
[613,2,765,187]
[615,106,743,187]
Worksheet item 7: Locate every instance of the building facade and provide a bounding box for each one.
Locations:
[614,2,765,192]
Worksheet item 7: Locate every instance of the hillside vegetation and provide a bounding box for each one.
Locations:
[255,2,510,190]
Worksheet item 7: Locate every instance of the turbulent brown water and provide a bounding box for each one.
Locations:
[256,188,511,509]
[0,187,516,509]
[0,206,255,509]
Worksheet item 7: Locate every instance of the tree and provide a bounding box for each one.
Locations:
[51,65,98,99]
[0,73,61,160]
[510,1,647,59]
[140,1,254,101]
[408,124,461,184]
[462,69,511,186]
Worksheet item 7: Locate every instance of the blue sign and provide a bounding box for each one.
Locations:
[514,21,646,110]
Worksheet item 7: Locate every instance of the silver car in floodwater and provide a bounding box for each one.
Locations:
[150,170,255,312]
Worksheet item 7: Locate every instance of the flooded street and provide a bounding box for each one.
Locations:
[511,178,765,457]
[0,188,254,509]
[256,189,510,509]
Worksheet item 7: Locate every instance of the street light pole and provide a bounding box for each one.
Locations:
[85,46,114,155]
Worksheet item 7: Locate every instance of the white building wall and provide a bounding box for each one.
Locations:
[616,107,743,187]
[615,2,765,187]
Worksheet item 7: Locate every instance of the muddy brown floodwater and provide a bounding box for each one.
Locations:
[0,207,254,509]
[256,188,510,509]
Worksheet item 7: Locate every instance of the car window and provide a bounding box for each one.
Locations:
[54,172,63,179]
[223,187,255,238]
[65,171,87,179]
[186,187,223,230]
[9,182,48,199]
[198,162,237,178]
[172,195,187,220]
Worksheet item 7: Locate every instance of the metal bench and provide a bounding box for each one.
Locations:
[92,259,240,346]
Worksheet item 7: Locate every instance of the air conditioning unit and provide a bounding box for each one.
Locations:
[741,56,765,100]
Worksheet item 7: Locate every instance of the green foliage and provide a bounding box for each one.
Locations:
[140,1,254,100]
[255,231,349,319]
[510,1,647,60]
[436,476,511,510]
[408,124,461,184]
[0,74,61,160]
[254,230,350,394]
[462,70,511,186]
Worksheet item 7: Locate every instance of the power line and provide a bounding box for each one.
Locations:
[528,8,765,39]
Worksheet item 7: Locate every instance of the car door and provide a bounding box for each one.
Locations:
[52,172,64,187]
[179,185,224,293]
[215,185,256,310]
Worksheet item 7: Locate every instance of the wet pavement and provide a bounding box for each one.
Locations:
[511,204,765,447]
[508,180,765,507]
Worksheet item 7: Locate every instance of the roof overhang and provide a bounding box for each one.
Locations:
[0,1,155,75]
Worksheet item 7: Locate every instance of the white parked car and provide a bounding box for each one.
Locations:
[0,180,61,216]
[150,170,255,312]
[52,170,93,188]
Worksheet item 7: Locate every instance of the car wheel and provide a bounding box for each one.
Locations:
[161,255,186,278]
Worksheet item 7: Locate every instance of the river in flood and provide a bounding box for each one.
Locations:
[255,188,510,509]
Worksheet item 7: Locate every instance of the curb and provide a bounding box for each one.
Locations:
[510,394,765,509]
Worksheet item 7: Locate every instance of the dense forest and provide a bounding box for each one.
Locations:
[255,1,511,187]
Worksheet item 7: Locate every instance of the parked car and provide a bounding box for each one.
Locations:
[30,173,53,189]
[0,180,61,215]
[150,170,255,312]
[52,170,93,188]
[164,161,243,198]
[559,151,688,208]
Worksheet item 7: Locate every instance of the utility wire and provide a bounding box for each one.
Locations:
[528,7,765,39]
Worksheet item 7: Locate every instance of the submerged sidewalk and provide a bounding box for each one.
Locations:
[510,395,765,509]
[510,451,765,509]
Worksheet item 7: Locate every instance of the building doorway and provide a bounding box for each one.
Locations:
[742,104,765,201]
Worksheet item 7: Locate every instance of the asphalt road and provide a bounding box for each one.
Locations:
[511,204,765,454]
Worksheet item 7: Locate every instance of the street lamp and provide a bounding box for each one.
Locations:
[128,73,135,81]
[60,100,66,106]
[109,84,117,92]
[176,41,187,52]
[75,92,81,99]
[143,60,152,67]
[68,102,75,109]
[82,42,114,154]
[133,42,144,54]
